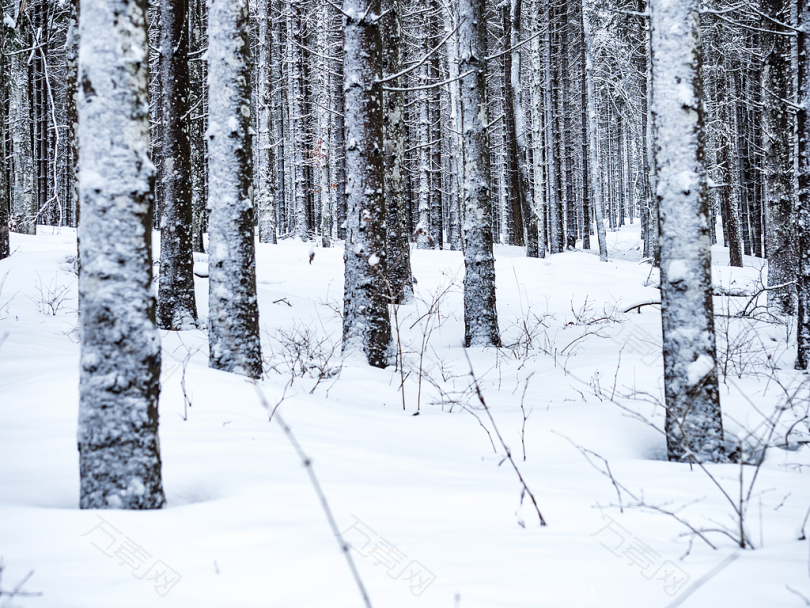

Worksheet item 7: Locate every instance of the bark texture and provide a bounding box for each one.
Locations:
[77,0,166,509]
[650,0,726,462]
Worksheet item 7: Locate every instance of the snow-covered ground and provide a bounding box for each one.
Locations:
[1,224,808,608]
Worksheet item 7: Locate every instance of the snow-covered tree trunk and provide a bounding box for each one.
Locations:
[9,3,35,236]
[429,21,443,252]
[157,0,198,330]
[317,2,332,248]
[256,0,277,244]
[510,0,538,258]
[77,0,166,509]
[207,0,263,378]
[288,1,307,241]
[341,0,391,367]
[444,1,464,251]
[382,0,414,302]
[416,53,432,249]
[762,0,797,314]
[459,0,500,347]
[333,53,348,240]
[0,38,7,260]
[797,0,810,369]
[650,0,725,463]
[582,0,607,261]
[66,0,80,237]
[189,0,207,252]
[530,4,546,257]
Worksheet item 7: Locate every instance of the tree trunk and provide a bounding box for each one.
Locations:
[762,0,797,313]
[459,0,500,347]
[257,0,277,244]
[582,0,608,261]
[157,0,198,330]
[206,0,263,378]
[341,0,392,367]
[77,0,166,509]
[797,0,810,369]
[382,0,414,303]
[651,0,726,463]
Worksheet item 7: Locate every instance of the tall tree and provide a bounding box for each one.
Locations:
[459,0,500,347]
[762,0,796,314]
[382,0,414,303]
[342,0,392,367]
[650,0,726,462]
[77,0,166,509]
[256,0,277,244]
[9,1,35,235]
[157,0,198,330]
[0,14,9,260]
[797,0,810,369]
[207,0,263,377]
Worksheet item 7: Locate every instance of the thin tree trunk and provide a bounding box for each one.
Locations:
[158,0,198,330]
[207,0,263,377]
[382,0,414,302]
[459,0,500,347]
[257,0,277,244]
[797,0,810,369]
[651,0,726,463]
[77,0,166,509]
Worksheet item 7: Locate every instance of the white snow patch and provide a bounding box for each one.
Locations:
[686,354,714,386]
[667,260,689,283]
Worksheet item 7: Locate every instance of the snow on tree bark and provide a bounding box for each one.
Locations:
[342,0,392,367]
[157,0,198,330]
[762,0,797,314]
[416,49,432,250]
[206,0,263,378]
[650,0,726,462]
[288,0,307,242]
[382,0,414,303]
[797,0,810,369]
[459,0,501,347]
[582,0,608,262]
[256,0,277,245]
[529,4,546,258]
[510,0,538,258]
[9,2,35,236]
[77,0,166,509]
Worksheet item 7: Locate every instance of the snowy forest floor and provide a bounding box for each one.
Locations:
[1,224,809,608]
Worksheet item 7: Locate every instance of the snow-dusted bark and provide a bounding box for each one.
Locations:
[342,0,391,367]
[317,2,332,248]
[798,0,810,369]
[333,55,348,241]
[510,0,538,257]
[459,0,500,347]
[382,0,414,302]
[256,0,277,244]
[650,0,725,462]
[157,0,198,330]
[582,0,607,262]
[189,0,207,253]
[762,0,797,314]
[0,44,7,259]
[9,3,35,236]
[77,0,165,509]
[529,4,546,257]
[206,0,263,378]
[66,0,80,237]
[444,1,464,251]
[288,1,307,242]
[416,54,432,250]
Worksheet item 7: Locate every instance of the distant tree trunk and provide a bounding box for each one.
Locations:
[582,0,608,262]
[797,0,810,369]
[256,0,277,244]
[719,67,743,268]
[289,0,307,241]
[66,0,80,237]
[530,2,546,257]
[445,4,464,251]
[762,0,797,313]
[334,55,347,240]
[206,0,263,377]
[0,35,8,259]
[651,0,726,463]
[317,2,332,248]
[189,0,207,252]
[510,0,538,258]
[77,0,166,509]
[342,0,392,367]
[429,15,443,252]
[416,42,431,250]
[459,0,500,347]
[382,0,414,303]
[9,2,35,235]
[157,0,198,330]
